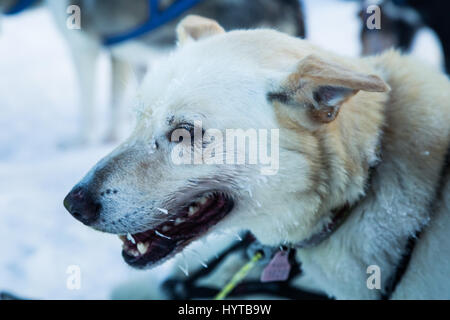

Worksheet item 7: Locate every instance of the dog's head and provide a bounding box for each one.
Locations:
[64,16,389,268]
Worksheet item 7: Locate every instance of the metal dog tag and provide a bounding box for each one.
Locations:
[260,250,291,282]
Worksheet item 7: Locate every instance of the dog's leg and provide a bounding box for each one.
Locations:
[134,64,148,85]
[56,38,100,148]
[46,0,98,146]
[103,55,131,143]
[69,44,100,146]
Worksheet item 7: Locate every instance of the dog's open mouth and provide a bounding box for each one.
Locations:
[118,192,234,268]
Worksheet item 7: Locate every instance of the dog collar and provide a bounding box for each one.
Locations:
[293,203,351,249]
[292,146,382,250]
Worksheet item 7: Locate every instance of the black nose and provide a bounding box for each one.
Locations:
[63,186,101,225]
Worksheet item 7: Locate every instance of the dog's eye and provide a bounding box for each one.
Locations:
[167,123,192,142]
[167,123,204,146]
[178,123,195,136]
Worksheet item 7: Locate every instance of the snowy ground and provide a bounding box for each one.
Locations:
[0,0,443,299]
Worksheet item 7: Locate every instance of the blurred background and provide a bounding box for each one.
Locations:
[0,0,446,299]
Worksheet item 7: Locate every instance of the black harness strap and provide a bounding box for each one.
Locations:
[161,232,328,300]
[382,230,421,300]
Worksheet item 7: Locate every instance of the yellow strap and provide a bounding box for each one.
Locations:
[214,252,263,300]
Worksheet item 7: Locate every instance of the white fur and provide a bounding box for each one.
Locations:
[72,23,450,299]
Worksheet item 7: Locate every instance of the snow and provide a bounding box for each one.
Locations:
[0,0,442,299]
[0,9,171,300]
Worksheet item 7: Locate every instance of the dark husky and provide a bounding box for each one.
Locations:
[358,0,450,74]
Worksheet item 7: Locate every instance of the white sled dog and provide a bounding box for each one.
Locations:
[64,16,450,299]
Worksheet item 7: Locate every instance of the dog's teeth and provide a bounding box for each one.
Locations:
[137,242,149,255]
[162,225,171,232]
[129,249,140,257]
[199,196,208,205]
[188,206,197,216]
[156,207,168,214]
[126,233,136,244]
[155,230,171,240]
[175,217,185,225]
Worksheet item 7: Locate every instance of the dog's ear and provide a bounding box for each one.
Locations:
[176,15,225,45]
[271,54,390,124]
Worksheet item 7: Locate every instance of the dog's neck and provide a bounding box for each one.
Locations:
[293,127,383,249]
[300,88,388,243]
[293,72,440,298]
[293,202,350,248]
[265,84,389,248]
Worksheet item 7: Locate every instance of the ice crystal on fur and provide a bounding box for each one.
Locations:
[156,207,169,214]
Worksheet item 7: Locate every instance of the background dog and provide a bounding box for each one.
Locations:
[358,0,450,74]
[46,0,305,145]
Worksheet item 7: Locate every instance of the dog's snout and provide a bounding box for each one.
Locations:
[64,186,101,225]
